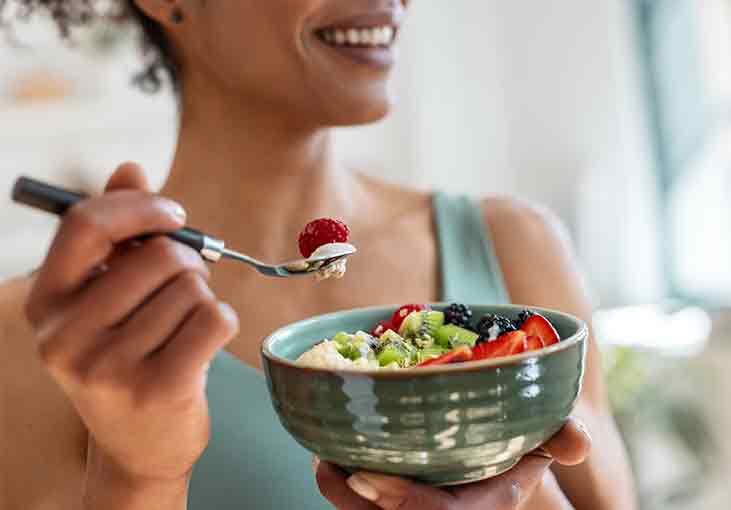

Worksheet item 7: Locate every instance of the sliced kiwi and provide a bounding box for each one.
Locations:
[379,329,406,344]
[422,311,445,337]
[376,335,416,367]
[398,311,422,338]
[399,311,445,338]
[333,332,377,361]
[434,324,480,349]
[415,346,449,364]
[377,347,408,366]
[333,332,352,346]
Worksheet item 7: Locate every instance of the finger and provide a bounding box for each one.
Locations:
[112,271,214,361]
[29,239,208,373]
[104,162,150,192]
[345,472,456,510]
[28,191,187,320]
[153,301,239,384]
[70,237,209,331]
[315,462,379,510]
[541,417,592,466]
[454,455,553,509]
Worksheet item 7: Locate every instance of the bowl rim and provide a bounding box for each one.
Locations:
[261,303,588,378]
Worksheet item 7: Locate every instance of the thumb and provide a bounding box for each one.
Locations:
[104,162,151,193]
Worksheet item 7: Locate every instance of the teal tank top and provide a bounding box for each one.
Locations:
[189,193,510,509]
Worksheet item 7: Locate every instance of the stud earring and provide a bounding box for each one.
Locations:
[170,7,184,24]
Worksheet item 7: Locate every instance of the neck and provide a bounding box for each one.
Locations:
[162,88,360,261]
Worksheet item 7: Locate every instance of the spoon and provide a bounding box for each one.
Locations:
[11,177,357,278]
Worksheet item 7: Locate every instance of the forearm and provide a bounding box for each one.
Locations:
[83,452,190,510]
[83,476,189,510]
[552,405,637,510]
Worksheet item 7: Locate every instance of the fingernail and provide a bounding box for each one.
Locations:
[573,418,593,442]
[347,474,379,502]
[533,447,554,460]
[163,200,187,222]
[311,456,320,473]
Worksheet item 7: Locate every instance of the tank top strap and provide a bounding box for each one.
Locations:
[432,193,510,305]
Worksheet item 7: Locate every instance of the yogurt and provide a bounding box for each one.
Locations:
[309,242,355,280]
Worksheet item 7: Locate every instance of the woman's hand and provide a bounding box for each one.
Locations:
[316,418,591,510]
[24,163,239,508]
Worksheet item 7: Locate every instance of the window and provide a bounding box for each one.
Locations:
[638,0,731,304]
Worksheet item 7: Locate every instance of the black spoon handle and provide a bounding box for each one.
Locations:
[11,176,225,262]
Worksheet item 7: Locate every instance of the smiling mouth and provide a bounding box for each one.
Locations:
[316,25,398,49]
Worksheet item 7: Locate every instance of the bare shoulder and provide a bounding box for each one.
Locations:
[482,195,573,255]
[481,195,588,308]
[0,276,86,509]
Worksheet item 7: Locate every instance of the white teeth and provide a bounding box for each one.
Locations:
[372,28,385,45]
[360,28,372,44]
[320,25,396,48]
[347,28,360,45]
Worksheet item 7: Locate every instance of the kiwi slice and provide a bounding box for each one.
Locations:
[415,346,449,364]
[422,311,445,337]
[376,335,416,367]
[379,329,406,344]
[377,346,408,367]
[434,324,479,349]
[333,332,377,361]
[399,311,445,338]
[333,332,352,345]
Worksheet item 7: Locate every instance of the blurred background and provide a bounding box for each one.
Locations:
[1,1,729,508]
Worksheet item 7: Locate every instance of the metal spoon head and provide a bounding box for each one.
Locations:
[278,243,357,277]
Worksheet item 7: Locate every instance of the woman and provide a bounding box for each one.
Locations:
[0,1,636,509]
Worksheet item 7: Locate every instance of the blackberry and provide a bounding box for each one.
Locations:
[513,309,536,329]
[444,303,473,329]
[476,314,517,340]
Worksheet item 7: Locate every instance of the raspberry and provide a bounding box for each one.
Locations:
[390,304,429,332]
[444,303,473,329]
[298,218,350,258]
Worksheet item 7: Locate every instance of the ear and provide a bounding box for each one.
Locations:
[133,0,179,27]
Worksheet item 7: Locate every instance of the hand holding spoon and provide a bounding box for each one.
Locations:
[11,177,356,278]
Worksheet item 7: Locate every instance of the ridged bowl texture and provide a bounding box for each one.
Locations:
[261,304,587,486]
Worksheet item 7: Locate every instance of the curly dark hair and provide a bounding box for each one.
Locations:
[0,0,178,93]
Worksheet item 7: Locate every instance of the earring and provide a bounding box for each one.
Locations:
[170,7,184,24]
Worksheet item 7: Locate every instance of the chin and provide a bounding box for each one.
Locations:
[321,93,393,127]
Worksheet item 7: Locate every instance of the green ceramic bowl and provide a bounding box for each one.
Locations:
[261,304,587,486]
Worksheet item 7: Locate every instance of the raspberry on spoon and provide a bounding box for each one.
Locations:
[298,218,350,258]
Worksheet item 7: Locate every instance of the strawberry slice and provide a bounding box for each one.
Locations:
[473,330,528,360]
[525,336,545,351]
[520,314,560,346]
[417,345,473,367]
[390,304,428,332]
